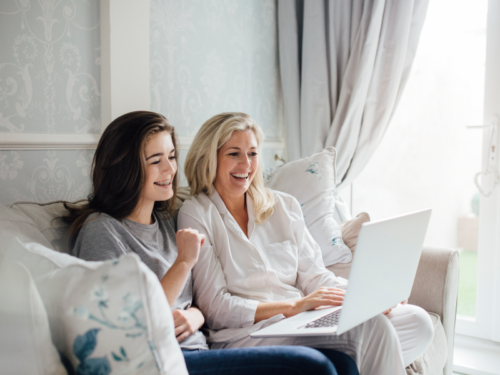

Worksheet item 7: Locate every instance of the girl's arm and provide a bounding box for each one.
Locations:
[160,228,204,308]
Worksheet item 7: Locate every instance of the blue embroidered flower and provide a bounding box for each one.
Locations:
[111,346,129,363]
[263,168,276,183]
[332,237,342,247]
[73,328,111,375]
[69,270,155,373]
[305,163,322,180]
[331,227,344,247]
[71,275,146,335]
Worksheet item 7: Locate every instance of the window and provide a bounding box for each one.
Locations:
[351,0,500,343]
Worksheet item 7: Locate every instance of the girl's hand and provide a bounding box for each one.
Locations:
[176,228,205,269]
[294,287,345,314]
[172,307,205,342]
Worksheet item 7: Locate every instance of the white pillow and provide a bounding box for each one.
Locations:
[265,147,352,266]
[5,238,188,375]
[333,191,352,224]
[0,261,67,375]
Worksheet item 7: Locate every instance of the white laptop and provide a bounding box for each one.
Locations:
[251,208,431,338]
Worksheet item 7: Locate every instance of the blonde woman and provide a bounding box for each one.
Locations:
[178,112,434,375]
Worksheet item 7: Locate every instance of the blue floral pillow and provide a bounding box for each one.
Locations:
[5,238,188,375]
[264,147,352,266]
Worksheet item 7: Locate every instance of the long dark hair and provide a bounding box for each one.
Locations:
[64,111,179,248]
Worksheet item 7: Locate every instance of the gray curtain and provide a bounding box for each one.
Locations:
[278,0,429,190]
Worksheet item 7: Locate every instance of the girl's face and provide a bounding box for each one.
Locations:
[141,131,177,204]
[214,129,259,199]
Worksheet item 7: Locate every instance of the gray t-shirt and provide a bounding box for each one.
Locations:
[71,211,208,350]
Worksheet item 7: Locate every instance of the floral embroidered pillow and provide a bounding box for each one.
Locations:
[264,147,352,266]
[5,238,188,375]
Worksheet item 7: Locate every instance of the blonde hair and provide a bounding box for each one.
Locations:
[185,112,275,223]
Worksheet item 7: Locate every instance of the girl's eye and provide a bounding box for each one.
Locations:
[229,152,238,156]
[151,160,160,165]
[169,155,177,161]
[250,152,258,157]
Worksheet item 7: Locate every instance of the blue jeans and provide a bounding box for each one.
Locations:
[182,346,358,375]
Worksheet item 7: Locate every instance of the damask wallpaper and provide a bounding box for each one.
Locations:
[0,0,283,205]
[0,0,101,134]
[150,0,284,171]
[0,149,94,203]
[0,0,100,205]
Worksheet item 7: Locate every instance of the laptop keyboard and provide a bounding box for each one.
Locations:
[301,309,341,329]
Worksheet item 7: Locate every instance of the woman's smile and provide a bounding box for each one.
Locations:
[154,179,173,188]
[230,171,252,180]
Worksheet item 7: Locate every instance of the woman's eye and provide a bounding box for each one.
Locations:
[229,152,238,156]
[250,152,258,157]
[151,160,160,165]
[169,156,177,161]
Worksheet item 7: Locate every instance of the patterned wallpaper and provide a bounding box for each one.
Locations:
[0,0,283,205]
[0,0,101,134]
[0,149,94,202]
[150,0,284,171]
[0,0,100,205]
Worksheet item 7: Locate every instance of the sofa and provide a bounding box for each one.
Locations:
[0,193,459,375]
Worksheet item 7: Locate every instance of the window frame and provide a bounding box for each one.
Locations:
[455,0,500,343]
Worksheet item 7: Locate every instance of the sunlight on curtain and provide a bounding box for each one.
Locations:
[351,0,487,317]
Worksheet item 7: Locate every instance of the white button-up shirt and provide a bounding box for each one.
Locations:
[178,189,348,343]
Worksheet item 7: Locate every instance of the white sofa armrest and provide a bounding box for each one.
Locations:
[409,246,459,375]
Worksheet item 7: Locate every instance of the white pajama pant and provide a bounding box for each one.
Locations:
[211,304,434,375]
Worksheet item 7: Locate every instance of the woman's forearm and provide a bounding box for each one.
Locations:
[160,260,191,308]
[254,300,301,323]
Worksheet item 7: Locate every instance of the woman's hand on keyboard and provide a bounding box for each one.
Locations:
[295,287,345,314]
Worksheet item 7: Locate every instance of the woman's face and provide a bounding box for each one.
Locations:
[141,131,177,204]
[214,129,259,199]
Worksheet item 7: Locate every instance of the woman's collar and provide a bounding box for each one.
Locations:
[208,187,256,222]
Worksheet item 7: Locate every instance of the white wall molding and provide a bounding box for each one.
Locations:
[0,134,102,150]
[0,134,285,151]
[100,0,151,128]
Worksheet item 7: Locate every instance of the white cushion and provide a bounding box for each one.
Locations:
[0,205,53,254]
[333,191,352,224]
[0,261,67,375]
[5,238,188,375]
[9,200,82,253]
[265,147,352,266]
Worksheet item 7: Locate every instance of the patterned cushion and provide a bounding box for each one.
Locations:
[5,238,188,375]
[264,147,352,266]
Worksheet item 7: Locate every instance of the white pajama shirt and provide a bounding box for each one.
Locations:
[178,190,433,374]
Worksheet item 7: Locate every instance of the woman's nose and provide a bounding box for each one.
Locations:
[163,159,176,174]
[240,154,251,167]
